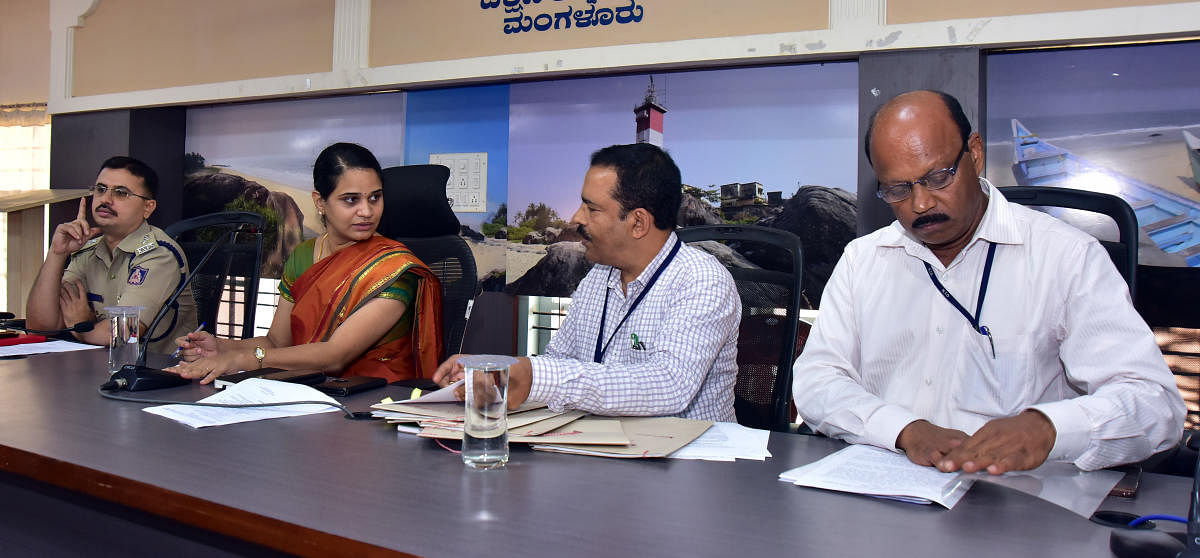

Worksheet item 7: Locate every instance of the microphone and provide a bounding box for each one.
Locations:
[1183,436,1200,558]
[102,228,240,392]
[0,319,95,336]
[1109,441,1200,558]
[101,365,190,391]
[137,228,240,367]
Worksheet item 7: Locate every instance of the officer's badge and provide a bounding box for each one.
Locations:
[134,233,155,255]
[127,266,149,286]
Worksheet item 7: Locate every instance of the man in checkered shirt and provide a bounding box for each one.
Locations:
[436,144,740,421]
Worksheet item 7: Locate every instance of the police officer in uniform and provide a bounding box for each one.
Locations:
[26,156,197,355]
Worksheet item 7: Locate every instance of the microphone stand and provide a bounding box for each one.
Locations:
[1181,440,1200,557]
[105,229,240,392]
[1109,441,1200,558]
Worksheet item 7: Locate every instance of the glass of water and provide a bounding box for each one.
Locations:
[104,306,142,375]
[460,355,517,469]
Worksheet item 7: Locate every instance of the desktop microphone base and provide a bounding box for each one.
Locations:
[1110,529,1187,558]
[103,365,190,391]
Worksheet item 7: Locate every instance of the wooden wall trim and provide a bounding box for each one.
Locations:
[45,0,1200,114]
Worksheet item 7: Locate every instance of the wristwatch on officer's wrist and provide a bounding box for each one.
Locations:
[254,346,265,369]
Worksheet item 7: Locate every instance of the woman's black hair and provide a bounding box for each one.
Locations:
[312,142,384,199]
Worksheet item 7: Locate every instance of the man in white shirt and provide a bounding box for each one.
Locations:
[435,144,740,421]
[792,90,1184,473]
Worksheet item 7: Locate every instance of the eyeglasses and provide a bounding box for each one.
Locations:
[875,140,968,203]
[89,183,153,202]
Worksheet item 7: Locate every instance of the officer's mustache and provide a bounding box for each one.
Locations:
[577,224,591,241]
[912,213,950,228]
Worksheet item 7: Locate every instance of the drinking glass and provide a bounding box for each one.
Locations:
[460,355,517,469]
[104,306,142,375]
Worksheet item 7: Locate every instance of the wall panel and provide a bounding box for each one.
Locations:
[370,1,830,67]
[888,0,1194,25]
[71,0,334,96]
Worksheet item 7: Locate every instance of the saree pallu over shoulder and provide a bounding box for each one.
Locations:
[289,235,443,382]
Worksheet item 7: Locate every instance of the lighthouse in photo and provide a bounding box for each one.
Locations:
[634,77,667,147]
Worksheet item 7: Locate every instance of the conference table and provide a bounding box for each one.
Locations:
[0,349,1188,557]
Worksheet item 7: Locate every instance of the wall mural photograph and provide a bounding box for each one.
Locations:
[180,61,861,307]
[503,62,860,306]
[987,40,1200,267]
[183,92,407,278]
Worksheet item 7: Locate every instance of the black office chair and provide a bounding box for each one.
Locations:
[1000,186,1139,299]
[164,211,266,340]
[1136,264,1200,476]
[379,165,475,358]
[376,165,459,238]
[389,235,476,358]
[677,225,804,432]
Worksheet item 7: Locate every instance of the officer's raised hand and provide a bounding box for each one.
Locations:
[50,197,101,256]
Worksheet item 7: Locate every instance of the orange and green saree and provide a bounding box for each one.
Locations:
[282,235,443,382]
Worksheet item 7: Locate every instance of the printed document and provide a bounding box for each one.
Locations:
[669,421,772,461]
[143,378,341,428]
[779,445,972,508]
[0,340,102,357]
[780,445,1123,515]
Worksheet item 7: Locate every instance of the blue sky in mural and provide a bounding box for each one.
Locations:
[404,85,509,231]
[987,41,1200,142]
[508,62,859,224]
[986,41,1200,202]
[185,92,406,189]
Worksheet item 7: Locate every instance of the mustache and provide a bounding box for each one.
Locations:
[576,224,591,241]
[912,213,950,228]
[95,203,116,215]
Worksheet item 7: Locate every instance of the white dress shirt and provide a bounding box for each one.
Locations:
[792,180,1185,470]
[529,232,740,421]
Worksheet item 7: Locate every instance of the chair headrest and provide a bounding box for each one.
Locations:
[378,164,460,238]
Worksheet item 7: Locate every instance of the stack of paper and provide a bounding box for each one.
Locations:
[144,378,342,428]
[427,416,632,445]
[779,444,1124,516]
[370,380,580,435]
[0,339,102,357]
[533,417,714,458]
[668,422,772,461]
[779,445,973,508]
[370,382,715,458]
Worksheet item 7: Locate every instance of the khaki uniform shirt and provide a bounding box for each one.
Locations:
[64,221,198,355]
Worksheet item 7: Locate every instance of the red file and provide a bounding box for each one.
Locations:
[0,334,47,346]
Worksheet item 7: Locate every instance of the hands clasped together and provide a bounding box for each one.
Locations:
[897,410,1057,474]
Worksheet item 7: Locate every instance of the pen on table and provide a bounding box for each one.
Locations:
[171,322,206,359]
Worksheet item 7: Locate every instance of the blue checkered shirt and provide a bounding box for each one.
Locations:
[528,232,740,421]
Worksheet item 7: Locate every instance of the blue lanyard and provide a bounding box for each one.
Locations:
[592,238,681,363]
[923,241,997,358]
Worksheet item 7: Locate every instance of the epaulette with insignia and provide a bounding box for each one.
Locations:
[134,232,156,255]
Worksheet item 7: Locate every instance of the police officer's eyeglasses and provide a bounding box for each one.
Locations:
[89,184,153,202]
[875,139,968,203]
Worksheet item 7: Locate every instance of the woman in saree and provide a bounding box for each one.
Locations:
[170,142,443,384]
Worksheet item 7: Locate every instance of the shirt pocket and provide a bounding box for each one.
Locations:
[617,336,656,366]
[953,331,1034,418]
